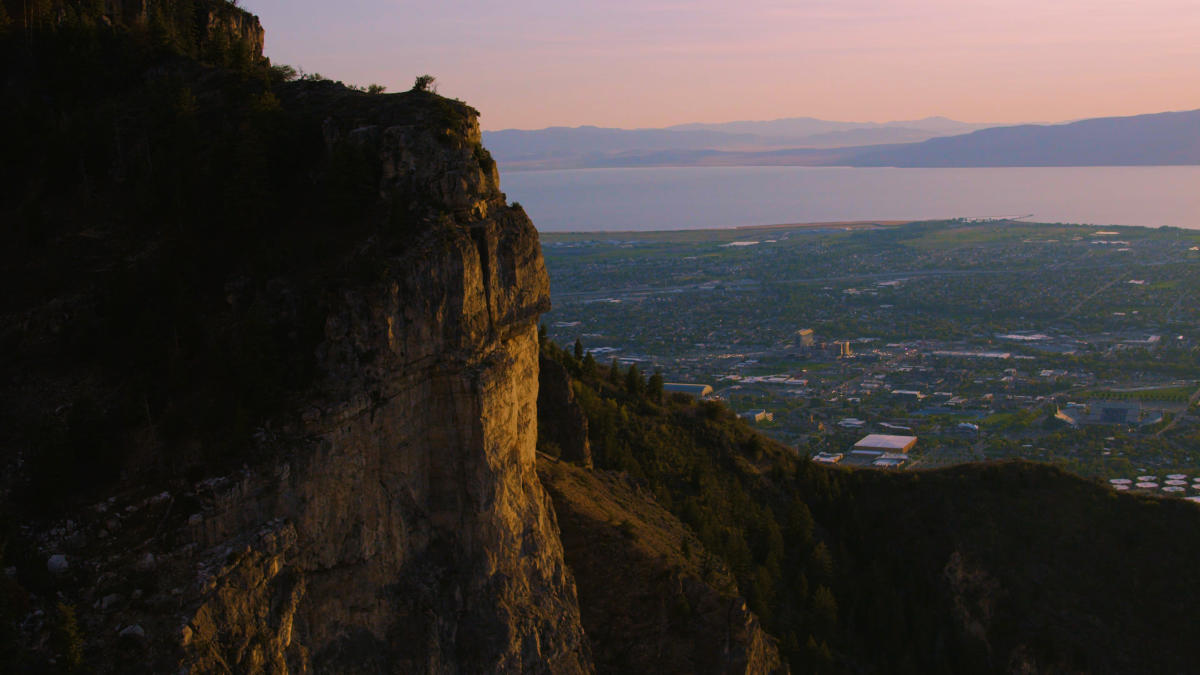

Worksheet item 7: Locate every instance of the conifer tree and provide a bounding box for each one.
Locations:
[811,585,838,638]
[648,369,664,403]
[625,363,643,395]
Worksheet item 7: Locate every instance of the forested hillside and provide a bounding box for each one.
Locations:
[541,336,1200,673]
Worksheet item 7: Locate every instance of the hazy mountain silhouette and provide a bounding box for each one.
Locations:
[486,110,1200,169]
[666,115,988,136]
[482,116,991,169]
[844,109,1200,166]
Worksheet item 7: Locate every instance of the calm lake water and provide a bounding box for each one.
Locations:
[499,166,1200,232]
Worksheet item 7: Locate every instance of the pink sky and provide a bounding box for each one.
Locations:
[242,0,1200,130]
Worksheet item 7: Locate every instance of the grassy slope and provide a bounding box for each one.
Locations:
[539,456,786,674]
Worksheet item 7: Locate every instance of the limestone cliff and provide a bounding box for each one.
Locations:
[0,13,592,667]
[1,5,786,673]
[3,0,265,62]
[157,103,588,672]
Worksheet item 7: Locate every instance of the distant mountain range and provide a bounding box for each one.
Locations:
[845,109,1200,167]
[484,109,1200,170]
[665,114,986,136]
[483,116,992,170]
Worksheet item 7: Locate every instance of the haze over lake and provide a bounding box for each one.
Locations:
[502,166,1200,232]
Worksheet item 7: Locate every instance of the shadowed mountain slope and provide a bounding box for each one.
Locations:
[539,339,1200,672]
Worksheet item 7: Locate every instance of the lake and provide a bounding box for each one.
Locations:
[499,165,1200,232]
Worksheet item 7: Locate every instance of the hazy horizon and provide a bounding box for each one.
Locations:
[486,114,1004,133]
[503,165,1200,232]
[241,0,1200,131]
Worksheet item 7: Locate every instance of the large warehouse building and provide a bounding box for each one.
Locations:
[853,434,918,454]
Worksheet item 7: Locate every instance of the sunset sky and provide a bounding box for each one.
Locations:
[241,0,1200,131]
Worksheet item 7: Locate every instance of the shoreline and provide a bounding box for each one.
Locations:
[538,219,921,239]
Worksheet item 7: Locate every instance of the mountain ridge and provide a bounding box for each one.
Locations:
[848,107,1200,167]
[487,108,1200,170]
[482,116,991,169]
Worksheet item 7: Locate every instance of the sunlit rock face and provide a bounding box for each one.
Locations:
[179,103,590,672]
[5,5,590,672]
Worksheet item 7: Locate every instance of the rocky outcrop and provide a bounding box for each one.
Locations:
[12,0,265,61]
[0,6,771,674]
[168,98,589,673]
[198,2,265,59]
[1,84,591,672]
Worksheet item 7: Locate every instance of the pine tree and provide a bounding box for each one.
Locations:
[648,369,664,403]
[811,585,838,638]
[786,499,814,547]
[573,338,584,361]
[625,363,643,396]
[809,541,834,587]
[609,358,621,386]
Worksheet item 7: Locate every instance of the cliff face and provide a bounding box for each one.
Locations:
[0,15,591,664]
[0,7,785,673]
[171,102,588,672]
[2,0,265,61]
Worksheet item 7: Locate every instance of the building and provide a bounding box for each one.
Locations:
[830,341,853,358]
[1058,400,1146,426]
[739,409,774,423]
[932,350,1012,360]
[812,452,843,464]
[839,434,917,469]
[797,328,815,347]
[853,434,918,454]
[1090,401,1141,425]
[872,452,909,469]
[663,383,713,398]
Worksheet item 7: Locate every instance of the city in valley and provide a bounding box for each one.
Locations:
[541,219,1200,492]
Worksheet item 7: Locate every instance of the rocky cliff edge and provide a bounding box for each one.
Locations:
[3,76,592,672]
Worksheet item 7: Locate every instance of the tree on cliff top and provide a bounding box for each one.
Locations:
[412,74,437,92]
